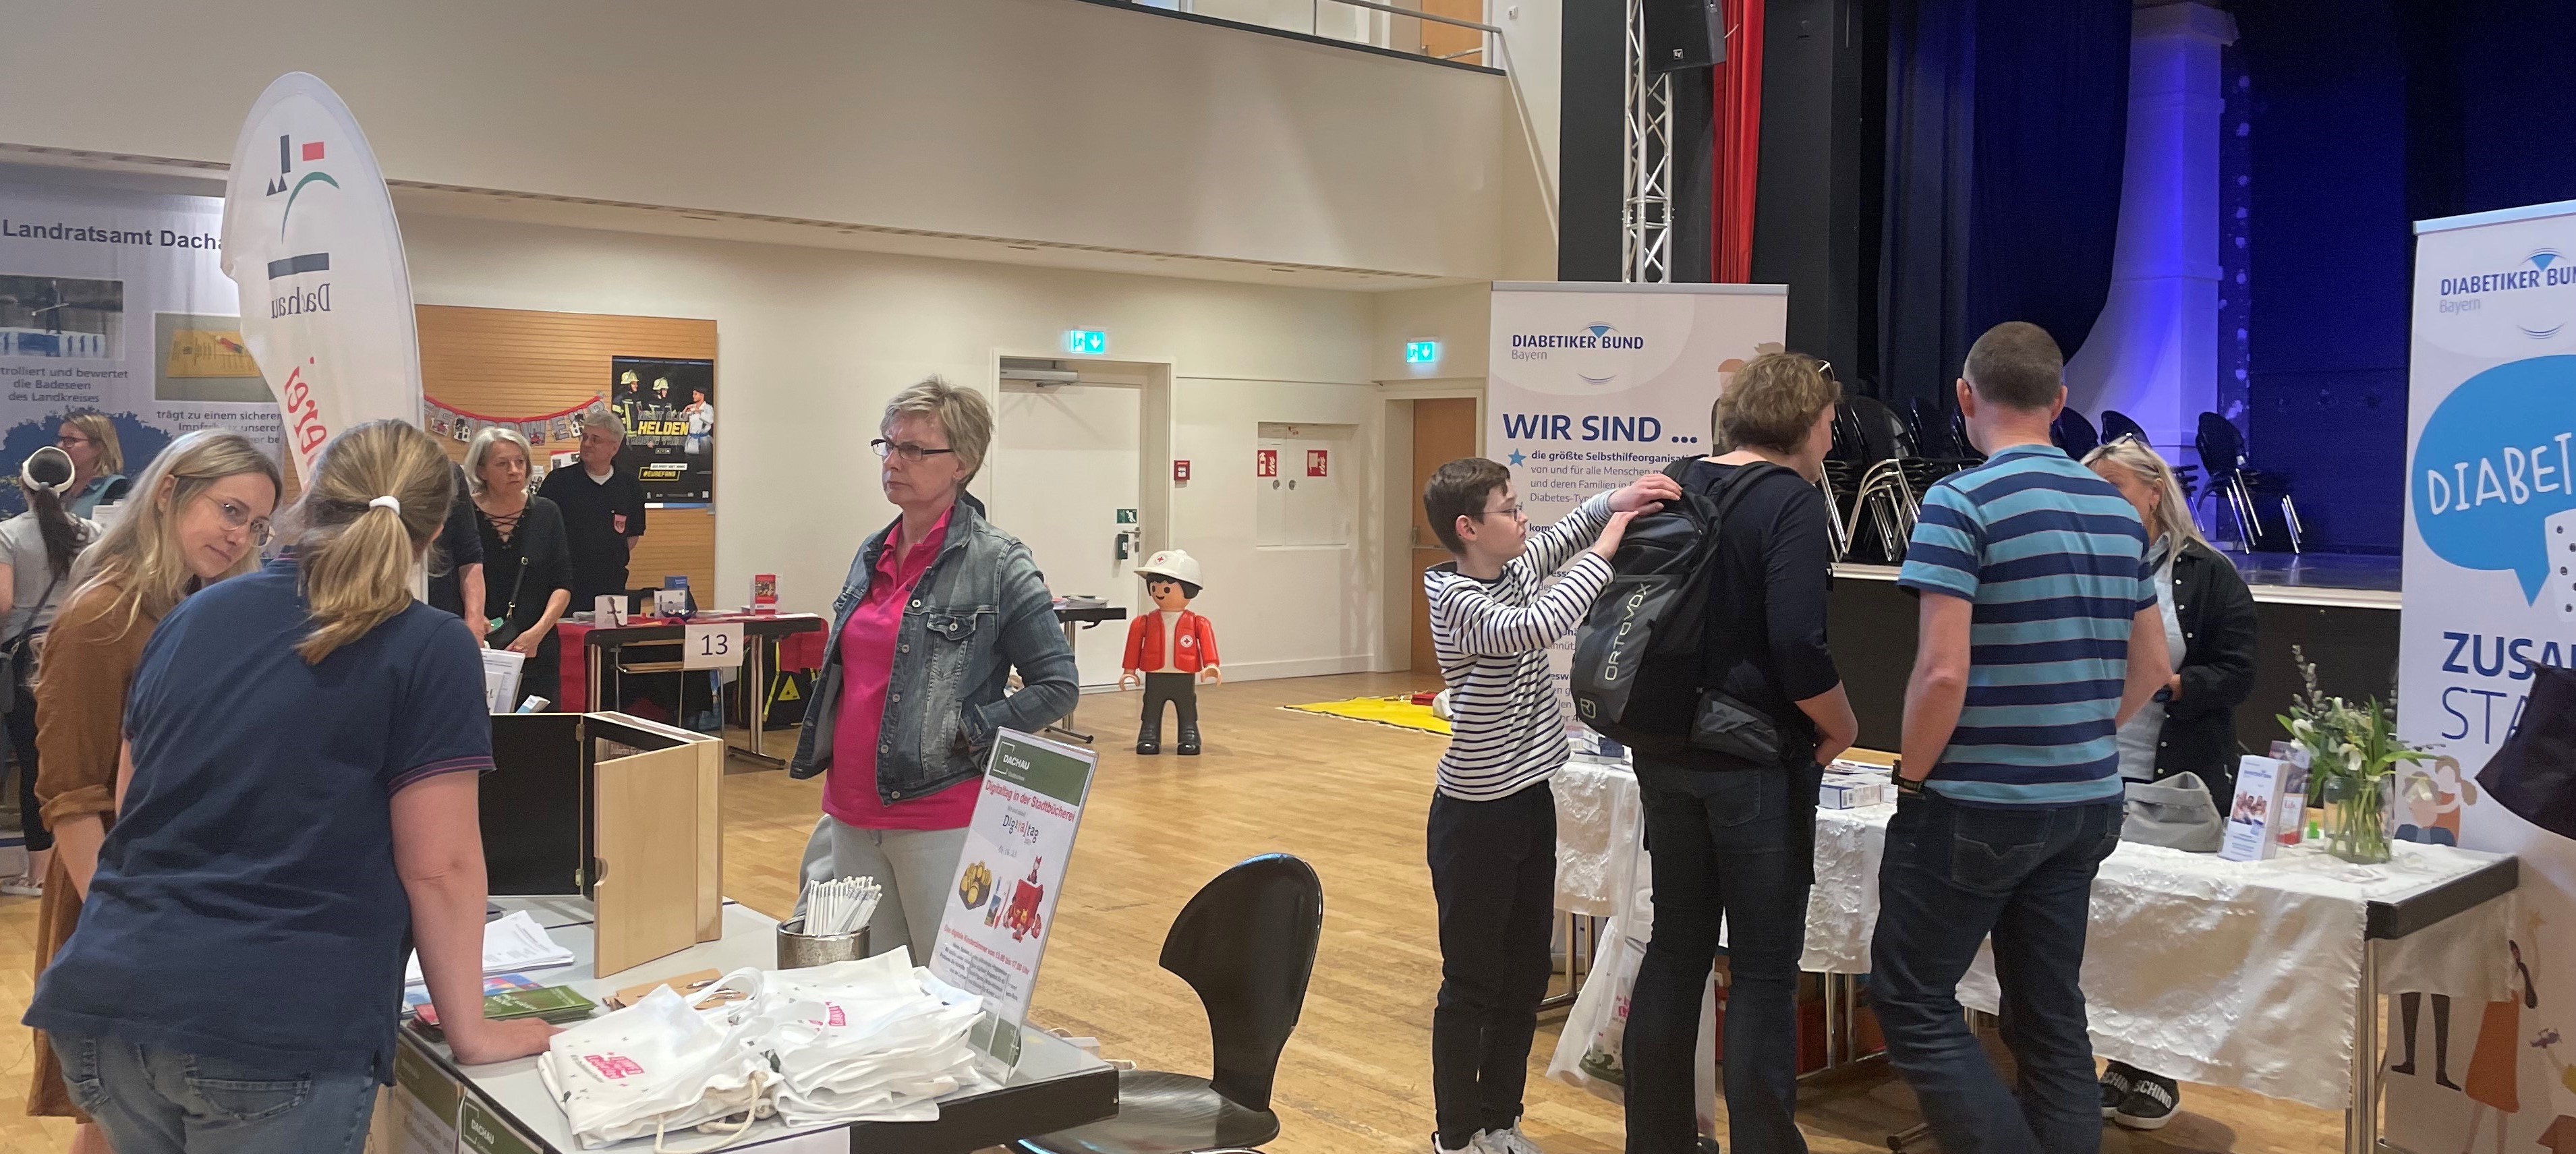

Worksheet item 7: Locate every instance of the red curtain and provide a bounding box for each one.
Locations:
[1709,0,1765,283]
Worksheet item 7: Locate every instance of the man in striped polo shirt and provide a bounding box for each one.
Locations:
[1876,322,2171,1154]
[1418,457,1676,1154]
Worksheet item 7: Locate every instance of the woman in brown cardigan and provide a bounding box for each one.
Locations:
[25,430,279,1143]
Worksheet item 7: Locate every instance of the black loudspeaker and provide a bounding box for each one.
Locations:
[1644,0,1726,74]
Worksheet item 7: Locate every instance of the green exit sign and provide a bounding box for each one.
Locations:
[1065,328,1108,355]
[1405,340,1440,364]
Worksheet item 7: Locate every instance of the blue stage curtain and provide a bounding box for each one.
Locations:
[1876,0,2129,409]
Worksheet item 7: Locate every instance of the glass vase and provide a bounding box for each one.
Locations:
[2323,771,2395,865]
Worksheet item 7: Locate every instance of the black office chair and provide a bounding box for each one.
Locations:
[1017,855,1324,1154]
[2195,411,2303,552]
[2051,409,2100,459]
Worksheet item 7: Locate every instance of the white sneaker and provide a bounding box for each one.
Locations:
[1432,1135,1478,1154]
[0,875,40,898]
[1477,1122,1546,1154]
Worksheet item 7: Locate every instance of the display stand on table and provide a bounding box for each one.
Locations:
[559,613,826,767]
[376,898,1118,1154]
[484,712,723,975]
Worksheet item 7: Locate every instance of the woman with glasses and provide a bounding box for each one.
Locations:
[2081,436,2258,1130]
[786,378,1077,962]
[0,447,101,900]
[55,411,130,519]
[22,429,279,1149]
[467,426,573,709]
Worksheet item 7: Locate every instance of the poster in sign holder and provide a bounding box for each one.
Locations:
[929,728,1097,1070]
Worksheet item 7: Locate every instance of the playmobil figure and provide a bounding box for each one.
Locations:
[1121,549,1220,755]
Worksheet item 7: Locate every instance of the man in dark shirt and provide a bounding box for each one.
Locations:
[538,403,648,605]
[426,461,486,640]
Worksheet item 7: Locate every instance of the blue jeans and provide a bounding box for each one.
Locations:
[1624,764,1819,1154]
[59,1033,378,1154]
[1868,792,2122,1154]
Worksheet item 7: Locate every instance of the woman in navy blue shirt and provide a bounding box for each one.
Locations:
[26,420,556,1154]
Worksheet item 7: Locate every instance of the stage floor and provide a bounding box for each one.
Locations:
[2219,549,2400,594]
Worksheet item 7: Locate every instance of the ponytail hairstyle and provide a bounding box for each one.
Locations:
[18,445,92,582]
[283,420,454,664]
[65,429,282,642]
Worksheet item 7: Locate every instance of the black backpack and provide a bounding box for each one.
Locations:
[1570,458,1790,751]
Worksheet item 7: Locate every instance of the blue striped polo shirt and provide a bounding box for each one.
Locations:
[1896,443,2154,807]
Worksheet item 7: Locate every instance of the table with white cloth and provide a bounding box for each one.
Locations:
[1550,759,2520,1154]
[382,897,1116,1154]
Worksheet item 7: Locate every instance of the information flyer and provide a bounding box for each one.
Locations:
[0,179,284,515]
[929,728,1097,1067]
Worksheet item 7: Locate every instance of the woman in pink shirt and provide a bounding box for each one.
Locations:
[786,379,1078,962]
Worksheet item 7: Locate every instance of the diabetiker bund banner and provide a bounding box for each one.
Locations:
[2391,198,2576,1151]
[1485,281,1787,753]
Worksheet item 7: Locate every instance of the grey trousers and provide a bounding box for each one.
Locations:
[803,814,971,966]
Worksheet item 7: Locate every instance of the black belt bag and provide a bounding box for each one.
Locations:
[1688,689,1792,766]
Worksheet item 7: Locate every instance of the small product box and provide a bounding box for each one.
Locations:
[751,573,778,614]
[2221,755,2292,862]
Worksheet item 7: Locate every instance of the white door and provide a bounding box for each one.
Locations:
[989,381,1142,689]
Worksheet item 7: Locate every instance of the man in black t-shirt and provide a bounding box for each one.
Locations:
[538,403,648,605]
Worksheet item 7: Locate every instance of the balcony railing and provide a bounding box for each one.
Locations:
[1118,0,1501,70]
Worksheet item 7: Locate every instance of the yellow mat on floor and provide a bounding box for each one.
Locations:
[1282,694,1450,736]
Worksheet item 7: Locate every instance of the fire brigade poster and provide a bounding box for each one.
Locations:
[930,728,1096,1068]
[608,355,714,505]
[0,179,285,517]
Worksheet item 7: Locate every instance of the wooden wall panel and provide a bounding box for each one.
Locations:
[416,305,719,598]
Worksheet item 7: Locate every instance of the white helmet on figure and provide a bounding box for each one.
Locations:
[1134,549,1204,589]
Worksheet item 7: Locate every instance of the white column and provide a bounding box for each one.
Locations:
[2063,1,2238,463]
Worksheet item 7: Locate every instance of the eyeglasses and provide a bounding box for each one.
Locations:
[871,439,958,463]
[208,495,273,546]
[1476,503,1528,523]
[55,434,91,448]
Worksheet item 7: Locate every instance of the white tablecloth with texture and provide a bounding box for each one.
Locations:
[1549,759,2517,1111]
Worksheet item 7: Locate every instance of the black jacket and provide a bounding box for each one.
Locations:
[2152,539,2258,785]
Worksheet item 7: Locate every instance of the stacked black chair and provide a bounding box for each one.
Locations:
[2051,408,2101,459]
[2194,411,2303,553]
[1017,855,1324,1154]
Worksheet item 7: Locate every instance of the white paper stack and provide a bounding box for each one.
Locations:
[1819,766,1894,809]
[405,910,575,985]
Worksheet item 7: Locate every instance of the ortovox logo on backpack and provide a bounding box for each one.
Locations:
[1570,459,1790,751]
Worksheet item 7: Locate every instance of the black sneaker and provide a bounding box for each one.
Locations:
[2114,1071,2179,1130]
[2099,1061,2135,1119]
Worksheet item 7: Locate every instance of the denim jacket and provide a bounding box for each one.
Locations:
[788,499,1079,803]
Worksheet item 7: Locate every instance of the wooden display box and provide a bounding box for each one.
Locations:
[483,711,723,974]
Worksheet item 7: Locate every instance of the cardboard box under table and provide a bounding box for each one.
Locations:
[378,898,1118,1154]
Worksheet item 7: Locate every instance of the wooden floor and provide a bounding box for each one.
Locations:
[0,672,2344,1153]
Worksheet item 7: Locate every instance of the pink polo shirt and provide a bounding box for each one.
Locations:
[823,509,979,830]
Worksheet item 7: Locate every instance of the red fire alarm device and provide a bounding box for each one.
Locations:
[1306,449,1329,478]
[1256,449,1278,478]
[1173,459,1193,482]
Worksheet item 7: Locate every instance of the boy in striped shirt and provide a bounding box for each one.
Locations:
[1418,457,1676,1154]
[1876,322,2170,1154]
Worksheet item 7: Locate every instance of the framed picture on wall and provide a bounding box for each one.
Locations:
[609,355,714,506]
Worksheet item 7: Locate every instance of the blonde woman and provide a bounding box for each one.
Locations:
[467,426,573,707]
[27,421,554,1153]
[22,429,280,1149]
[55,411,130,518]
[2082,436,2258,1130]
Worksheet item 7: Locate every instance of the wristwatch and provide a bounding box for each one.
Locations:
[1891,758,1927,799]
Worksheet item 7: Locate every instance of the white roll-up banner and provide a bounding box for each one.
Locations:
[1485,281,1787,752]
[221,71,422,478]
[2390,198,2576,1149]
